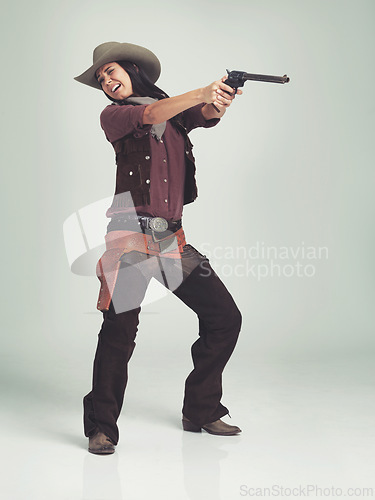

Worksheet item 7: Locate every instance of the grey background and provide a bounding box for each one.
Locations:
[2,0,373,365]
[1,1,374,499]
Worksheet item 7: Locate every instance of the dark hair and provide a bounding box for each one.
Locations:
[101,61,184,127]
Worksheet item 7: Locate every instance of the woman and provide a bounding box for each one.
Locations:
[74,42,243,455]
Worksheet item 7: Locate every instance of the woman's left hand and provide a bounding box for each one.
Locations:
[201,76,243,119]
[212,76,243,111]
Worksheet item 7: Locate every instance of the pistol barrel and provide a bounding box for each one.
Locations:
[242,72,290,84]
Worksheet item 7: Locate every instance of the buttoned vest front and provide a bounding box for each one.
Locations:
[106,122,198,212]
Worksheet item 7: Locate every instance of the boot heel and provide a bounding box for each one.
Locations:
[182,418,202,432]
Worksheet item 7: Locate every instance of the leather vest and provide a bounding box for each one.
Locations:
[108,123,198,210]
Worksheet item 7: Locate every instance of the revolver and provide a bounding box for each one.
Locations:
[213,69,290,112]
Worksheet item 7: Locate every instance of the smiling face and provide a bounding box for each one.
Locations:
[96,62,134,100]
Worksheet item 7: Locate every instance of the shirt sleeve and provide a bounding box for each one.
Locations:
[182,103,220,134]
[100,104,152,143]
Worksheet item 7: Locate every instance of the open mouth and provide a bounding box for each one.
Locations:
[111,84,121,93]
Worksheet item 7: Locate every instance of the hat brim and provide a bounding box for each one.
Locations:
[74,42,161,90]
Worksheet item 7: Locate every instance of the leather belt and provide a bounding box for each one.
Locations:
[105,227,186,256]
[109,215,182,233]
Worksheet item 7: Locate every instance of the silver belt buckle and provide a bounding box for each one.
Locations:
[149,217,168,233]
[147,217,178,252]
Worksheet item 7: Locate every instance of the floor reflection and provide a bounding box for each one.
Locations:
[181,431,240,500]
[82,452,123,500]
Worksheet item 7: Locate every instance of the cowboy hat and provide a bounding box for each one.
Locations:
[74,41,161,90]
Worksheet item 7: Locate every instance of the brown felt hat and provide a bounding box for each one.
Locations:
[74,41,161,90]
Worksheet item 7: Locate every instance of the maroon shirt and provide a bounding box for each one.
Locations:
[100,102,219,221]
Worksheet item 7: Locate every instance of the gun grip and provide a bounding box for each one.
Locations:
[223,79,238,95]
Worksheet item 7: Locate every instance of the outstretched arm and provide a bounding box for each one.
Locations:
[142,76,242,125]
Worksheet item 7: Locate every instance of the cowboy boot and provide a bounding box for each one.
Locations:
[88,429,116,455]
[182,415,241,436]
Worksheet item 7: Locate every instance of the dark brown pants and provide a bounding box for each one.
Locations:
[83,244,242,445]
